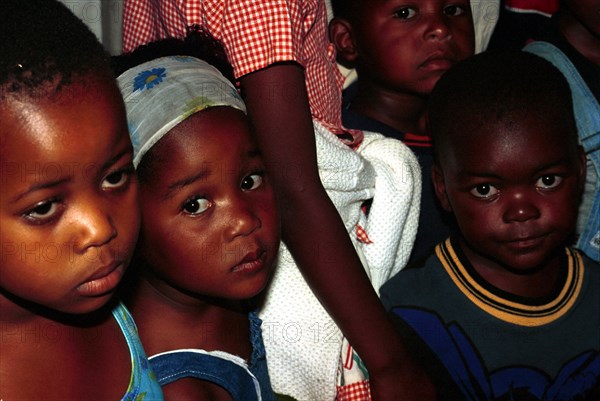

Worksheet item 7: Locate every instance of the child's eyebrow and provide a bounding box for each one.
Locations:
[163,169,211,200]
[161,148,261,200]
[101,149,132,172]
[11,178,71,203]
[9,149,131,204]
[248,148,261,158]
[457,170,501,179]
[532,159,569,174]
[458,159,569,179]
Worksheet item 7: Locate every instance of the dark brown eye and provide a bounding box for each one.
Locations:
[182,197,211,215]
[537,175,562,189]
[444,5,466,17]
[103,167,132,190]
[241,174,263,191]
[23,199,63,224]
[470,184,499,198]
[32,202,53,215]
[393,7,417,20]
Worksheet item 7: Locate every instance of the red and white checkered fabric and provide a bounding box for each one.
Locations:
[355,224,373,245]
[336,381,371,401]
[122,0,362,144]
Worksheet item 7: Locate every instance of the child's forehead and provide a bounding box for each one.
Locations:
[163,108,252,149]
[138,109,260,200]
[0,96,73,148]
[440,113,578,170]
[357,0,466,11]
[142,107,255,168]
[1,77,128,162]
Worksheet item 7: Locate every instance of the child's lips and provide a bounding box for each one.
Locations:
[232,250,266,274]
[77,261,124,297]
[506,234,547,250]
[420,52,454,71]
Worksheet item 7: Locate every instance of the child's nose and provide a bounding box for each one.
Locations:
[423,13,452,41]
[73,198,118,252]
[225,199,261,240]
[502,192,541,223]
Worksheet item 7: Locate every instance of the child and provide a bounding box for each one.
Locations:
[380,50,600,400]
[523,0,600,263]
[0,1,163,400]
[329,0,475,264]
[121,2,427,400]
[114,35,280,401]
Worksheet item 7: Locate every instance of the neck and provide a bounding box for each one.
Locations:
[124,271,251,356]
[0,287,114,327]
[559,9,600,66]
[350,80,429,135]
[128,270,250,318]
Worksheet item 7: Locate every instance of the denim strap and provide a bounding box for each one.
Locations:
[525,41,600,261]
[150,349,261,401]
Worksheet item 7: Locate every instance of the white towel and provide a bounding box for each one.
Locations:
[259,122,421,401]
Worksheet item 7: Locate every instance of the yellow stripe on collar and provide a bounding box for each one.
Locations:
[436,239,584,327]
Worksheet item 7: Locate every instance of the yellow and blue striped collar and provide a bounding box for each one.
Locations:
[436,238,584,327]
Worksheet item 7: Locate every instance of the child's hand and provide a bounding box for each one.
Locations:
[369,364,437,401]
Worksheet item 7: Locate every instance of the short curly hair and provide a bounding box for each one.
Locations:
[111,25,235,84]
[429,49,578,161]
[0,0,111,100]
[330,0,361,21]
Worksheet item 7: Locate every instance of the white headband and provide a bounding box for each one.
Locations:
[117,56,246,167]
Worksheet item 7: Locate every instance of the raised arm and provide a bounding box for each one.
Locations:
[240,62,436,401]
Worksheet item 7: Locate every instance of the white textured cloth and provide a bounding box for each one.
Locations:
[258,122,421,401]
[116,56,246,167]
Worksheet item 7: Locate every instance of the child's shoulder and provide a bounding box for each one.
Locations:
[575,248,600,288]
[0,302,133,400]
[380,243,448,310]
[577,248,600,268]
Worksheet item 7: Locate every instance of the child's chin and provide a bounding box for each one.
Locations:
[48,295,115,318]
[497,252,553,275]
[233,279,271,301]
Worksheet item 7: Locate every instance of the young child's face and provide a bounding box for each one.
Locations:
[352,0,474,95]
[0,77,140,314]
[433,114,585,273]
[136,107,280,301]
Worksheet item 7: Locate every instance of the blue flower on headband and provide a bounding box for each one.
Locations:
[133,68,167,91]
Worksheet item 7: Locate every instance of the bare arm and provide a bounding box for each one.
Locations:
[240,63,436,401]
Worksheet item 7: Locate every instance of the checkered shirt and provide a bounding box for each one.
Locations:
[337,381,371,401]
[123,0,361,144]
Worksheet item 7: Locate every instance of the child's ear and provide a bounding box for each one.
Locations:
[432,164,452,212]
[329,17,358,68]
